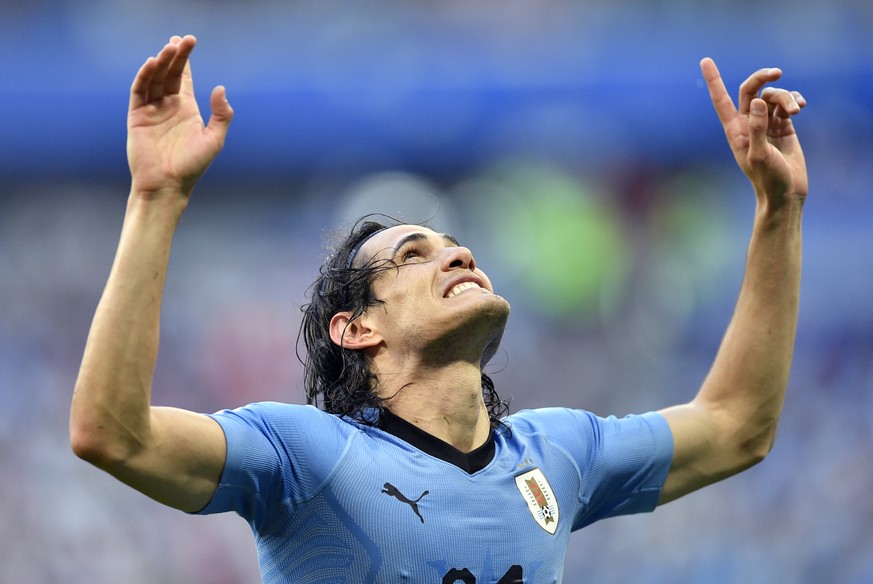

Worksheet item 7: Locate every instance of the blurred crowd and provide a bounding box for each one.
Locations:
[1,1,872,583]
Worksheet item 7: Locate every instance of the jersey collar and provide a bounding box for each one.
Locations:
[378,408,495,474]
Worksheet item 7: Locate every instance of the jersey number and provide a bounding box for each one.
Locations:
[442,565,522,583]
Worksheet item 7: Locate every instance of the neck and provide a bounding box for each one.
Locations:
[372,357,492,453]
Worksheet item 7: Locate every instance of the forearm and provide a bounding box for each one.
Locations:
[71,191,188,464]
[696,194,803,460]
[659,60,807,504]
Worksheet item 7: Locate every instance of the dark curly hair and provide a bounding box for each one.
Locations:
[298,215,509,428]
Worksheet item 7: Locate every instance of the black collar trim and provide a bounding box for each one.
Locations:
[378,409,495,474]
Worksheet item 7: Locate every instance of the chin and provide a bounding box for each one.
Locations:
[422,295,509,366]
[480,326,506,367]
[468,295,510,366]
[484,293,511,321]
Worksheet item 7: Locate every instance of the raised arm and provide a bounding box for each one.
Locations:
[658,58,807,503]
[70,35,234,512]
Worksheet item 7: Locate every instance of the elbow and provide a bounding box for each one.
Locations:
[70,436,99,464]
[69,413,142,469]
[70,399,104,464]
[70,424,114,467]
[738,424,778,469]
[741,444,770,470]
[70,386,147,467]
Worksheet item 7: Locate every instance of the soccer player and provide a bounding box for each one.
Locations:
[71,35,807,582]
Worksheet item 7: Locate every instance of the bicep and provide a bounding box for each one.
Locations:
[658,401,759,504]
[109,406,227,512]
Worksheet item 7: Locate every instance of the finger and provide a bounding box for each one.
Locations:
[760,87,801,117]
[147,42,179,101]
[205,86,234,147]
[165,35,197,95]
[700,57,736,126]
[130,57,158,109]
[738,67,782,114]
[747,98,770,164]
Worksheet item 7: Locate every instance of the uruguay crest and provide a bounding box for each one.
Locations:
[515,468,559,534]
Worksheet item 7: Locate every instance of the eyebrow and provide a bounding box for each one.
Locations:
[391,232,460,257]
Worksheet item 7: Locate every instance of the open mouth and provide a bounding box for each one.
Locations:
[445,281,485,298]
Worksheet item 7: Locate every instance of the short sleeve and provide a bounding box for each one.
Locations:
[511,408,673,530]
[194,403,350,527]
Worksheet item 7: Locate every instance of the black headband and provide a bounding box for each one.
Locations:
[345,228,387,269]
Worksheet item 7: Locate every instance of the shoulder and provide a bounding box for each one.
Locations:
[504,407,671,450]
[208,402,363,452]
[205,403,365,501]
[505,408,674,522]
[211,402,348,428]
[504,407,595,434]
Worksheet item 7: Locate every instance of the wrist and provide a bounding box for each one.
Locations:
[754,186,805,214]
[753,192,805,230]
[129,182,190,207]
[126,186,190,227]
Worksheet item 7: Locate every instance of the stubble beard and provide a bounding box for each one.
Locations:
[422,293,510,368]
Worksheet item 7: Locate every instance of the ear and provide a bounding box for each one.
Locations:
[329,311,382,350]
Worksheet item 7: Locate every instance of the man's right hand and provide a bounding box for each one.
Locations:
[71,35,231,512]
[127,35,233,198]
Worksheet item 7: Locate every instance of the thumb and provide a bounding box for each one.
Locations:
[747,98,769,165]
[205,85,234,146]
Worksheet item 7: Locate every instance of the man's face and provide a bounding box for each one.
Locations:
[356,224,510,365]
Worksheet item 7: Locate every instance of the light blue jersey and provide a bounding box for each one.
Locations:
[197,403,673,583]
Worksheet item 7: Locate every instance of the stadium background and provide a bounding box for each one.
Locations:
[1,1,872,582]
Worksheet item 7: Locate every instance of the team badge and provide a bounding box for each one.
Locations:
[515,468,559,535]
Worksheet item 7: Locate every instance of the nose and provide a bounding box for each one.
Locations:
[442,246,476,271]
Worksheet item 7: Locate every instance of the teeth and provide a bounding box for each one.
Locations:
[447,281,482,298]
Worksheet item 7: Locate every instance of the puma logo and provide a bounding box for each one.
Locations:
[382,482,429,523]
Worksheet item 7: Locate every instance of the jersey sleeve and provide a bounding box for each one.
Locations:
[515,408,674,530]
[193,402,349,527]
